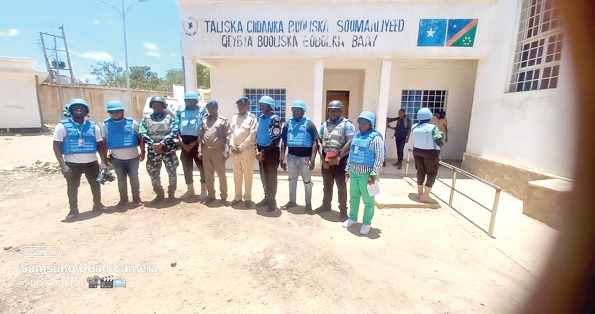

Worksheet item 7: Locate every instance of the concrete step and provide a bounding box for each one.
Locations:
[375,194,441,209]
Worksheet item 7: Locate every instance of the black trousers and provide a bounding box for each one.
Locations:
[258,147,280,200]
[413,148,440,187]
[321,153,348,211]
[64,161,101,210]
[395,138,406,161]
[180,135,205,185]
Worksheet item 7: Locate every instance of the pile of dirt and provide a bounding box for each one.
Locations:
[16,159,61,175]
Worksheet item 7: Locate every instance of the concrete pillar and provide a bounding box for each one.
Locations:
[376,58,392,139]
[313,58,324,128]
[183,56,198,92]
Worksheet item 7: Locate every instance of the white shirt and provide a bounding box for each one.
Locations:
[53,121,102,163]
[100,120,141,160]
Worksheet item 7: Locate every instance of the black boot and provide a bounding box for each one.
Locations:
[314,204,331,214]
[305,204,314,215]
[132,193,142,206]
[149,191,165,205]
[116,197,129,209]
[267,198,277,212]
[65,209,79,221]
[340,208,349,222]
[255,198,269,207]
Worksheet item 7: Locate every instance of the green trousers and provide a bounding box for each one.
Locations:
[349,171,375,225]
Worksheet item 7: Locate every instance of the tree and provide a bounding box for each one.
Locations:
[129,65,161,90]
[197,64,210,88]
[90,61,125,86]
[159,68,184,91]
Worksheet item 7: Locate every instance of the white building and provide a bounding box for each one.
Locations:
[177,0,574,191]
[0,57,48,130]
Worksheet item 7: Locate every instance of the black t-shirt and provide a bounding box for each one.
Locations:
[281,119,319,157]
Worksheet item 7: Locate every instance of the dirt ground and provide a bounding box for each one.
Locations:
[0,134,536,313]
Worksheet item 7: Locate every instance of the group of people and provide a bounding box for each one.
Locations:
[53,93,444,235]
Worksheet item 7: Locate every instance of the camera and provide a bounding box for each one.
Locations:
[96,166,116,185]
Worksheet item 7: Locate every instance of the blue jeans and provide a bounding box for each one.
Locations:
[287,154,313,204]
[111,157,140,199]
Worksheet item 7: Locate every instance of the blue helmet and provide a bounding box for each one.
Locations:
[68,98,89,114]
[357,111,376,128]
[417,108,433,120]
[258,96,275,110]
[291,100,306,112]
[184,91,200,101]
[106,100,125,112]
[206,100,218,107]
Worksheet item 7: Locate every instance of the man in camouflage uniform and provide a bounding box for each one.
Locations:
[139,96,180,204]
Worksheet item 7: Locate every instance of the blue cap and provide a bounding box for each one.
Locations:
[236,97,249,104]
[206,100,218,107]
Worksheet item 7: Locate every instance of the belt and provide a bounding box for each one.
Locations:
[204,145,224,149]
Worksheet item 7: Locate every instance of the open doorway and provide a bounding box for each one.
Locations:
[325,91,350,120]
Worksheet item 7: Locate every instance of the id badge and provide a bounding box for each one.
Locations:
[78,138,85,147]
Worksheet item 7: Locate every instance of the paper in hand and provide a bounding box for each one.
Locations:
[367,182,380,196]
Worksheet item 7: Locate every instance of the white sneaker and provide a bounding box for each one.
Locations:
[342,219,356,228]
[360,224,371,235]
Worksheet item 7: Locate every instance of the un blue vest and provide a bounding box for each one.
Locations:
[104,117,139,149]
[349,130,381,167]
[287,118,312,147]
[411,123,437,150]
[256,114,279,146]
[179,107,203,136]
[62,119,98,154]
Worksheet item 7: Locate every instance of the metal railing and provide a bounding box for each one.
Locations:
[405,149,502,238]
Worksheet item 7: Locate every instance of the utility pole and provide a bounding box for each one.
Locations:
[52,34,63,107]
[60,25,75,84]
[39,27,75,110]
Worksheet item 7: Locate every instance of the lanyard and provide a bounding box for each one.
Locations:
[70,119,85,138]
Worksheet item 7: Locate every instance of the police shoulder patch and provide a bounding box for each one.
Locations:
[273,128,281,135]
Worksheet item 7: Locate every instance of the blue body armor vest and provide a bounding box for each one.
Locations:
[62,119,98,154]
[104,117,139,149]
[256,114,279,146]
[349,130,381,167]
[179,107,202,136]
[411,123,438,150]
[287,118,312,147]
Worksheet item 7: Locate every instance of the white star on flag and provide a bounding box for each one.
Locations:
[427,28,436,37]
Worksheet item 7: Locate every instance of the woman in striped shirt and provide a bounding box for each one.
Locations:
[343,111,385,235]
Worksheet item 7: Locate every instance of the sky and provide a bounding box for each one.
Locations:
[0,0,182,83]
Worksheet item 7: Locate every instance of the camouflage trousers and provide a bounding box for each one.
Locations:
[146,152,179,195]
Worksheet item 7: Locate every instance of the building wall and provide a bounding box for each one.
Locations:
[385,59,478,160]
[0,58,46,129]
[38,84,172,124]
[207,58,316,121]
[180,0,575,177]
[465,1,576,178]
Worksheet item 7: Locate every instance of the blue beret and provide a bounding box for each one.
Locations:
[206,100,218,107]
[236,97,249,104]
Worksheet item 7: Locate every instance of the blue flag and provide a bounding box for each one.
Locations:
[446,19,478,47]
[417,19,447,47]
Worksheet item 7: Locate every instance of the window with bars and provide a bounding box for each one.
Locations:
[509,0,563,92]
[400,90,448,124]
[243,88,287,124]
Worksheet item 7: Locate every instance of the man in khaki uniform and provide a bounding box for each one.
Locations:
[230,97,257,208]
[198,100,231,206]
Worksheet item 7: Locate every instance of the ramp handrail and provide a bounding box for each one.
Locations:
[405,149,502,238]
